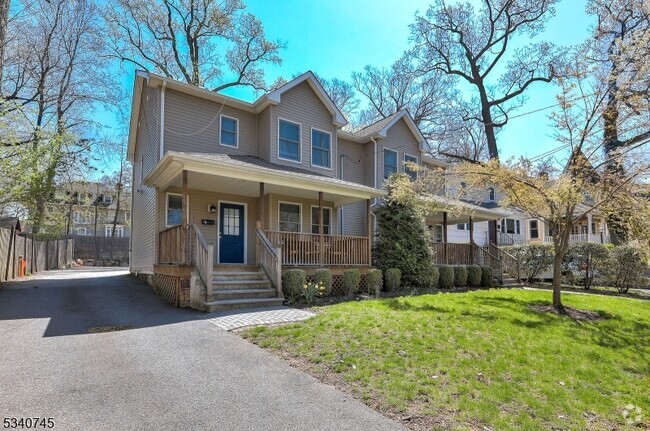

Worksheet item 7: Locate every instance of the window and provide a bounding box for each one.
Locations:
[220,115,238,147]
[591,222,596,234]
[105,225,124,237]
[383,149,398,179]
[311,129,331,168]
[103,194,112,204]
[501,218,521,235]
[516,220,521,235]
[433,225,443,243]
[488,187,495,201]
[311,207,331,234]
[404,154,419,181]
[166,193,183,227]
[279,119,301,162]
[75,227,87,236]
[279,203,301,232]
[529,220,539,239]
[457,223,467,230]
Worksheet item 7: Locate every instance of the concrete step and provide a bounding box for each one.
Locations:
[212,279,273,290]
[213,265,260,272]
[211,288,277,301]
[203,297,284,312]
[213,271,268,282]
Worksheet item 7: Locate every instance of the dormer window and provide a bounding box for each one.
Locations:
[488,187,495,201]
[103,195,112,204]
[383,149,398,179]
[278,119,301,162]
[220,115,238,148]
[404,154,419,181]
[311,128,331,169]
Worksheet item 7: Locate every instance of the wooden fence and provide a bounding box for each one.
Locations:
[0,228,74,282]
[72,235,129,261]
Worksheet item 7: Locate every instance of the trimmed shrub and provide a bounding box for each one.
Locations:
[453,265,468,287]
[502,244,554,283]
[342,268,361,296]
[438,265,454,289]
[481,266,494,287]
[428,266,440,289]
[366,268,383,296]
[385,268,401,292]
[603,244,646,293]
[467,265,482,287]
[565,243,610,290]
[283,269,306,297]
[313,268,332,296]
[373,174,436,289]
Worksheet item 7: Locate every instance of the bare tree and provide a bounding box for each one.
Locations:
[316,75,359,124]
[411,0,562,159]
[102,0,284,91]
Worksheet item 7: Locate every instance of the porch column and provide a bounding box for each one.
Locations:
[587,212,592,241]
[182,170,189,265]
[469,216,474,263]
[259,182,265,230]
[366,199,372,265]
[443,211,448,264]
[319,191,324,265]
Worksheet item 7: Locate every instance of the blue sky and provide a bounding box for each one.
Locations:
[100,0,596,172]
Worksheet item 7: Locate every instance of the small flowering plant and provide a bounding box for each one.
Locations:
[302,281,326,304]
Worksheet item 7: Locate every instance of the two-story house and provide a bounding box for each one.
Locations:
[127,71,507,310]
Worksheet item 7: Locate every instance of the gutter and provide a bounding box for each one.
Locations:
[159,81,167,161]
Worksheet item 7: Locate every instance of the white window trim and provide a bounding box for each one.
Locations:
[403,153,419,179]
[277,201,302,232]
[105,225,124,238]
[528,219,539,239]
[277,117,302,164]
[219,114,239,148]
[310,127,332,170]
[217,200,248,265]
[103,194,113,204]
[310,205,333,234]
[383,147,398,179]
[488,187,495,201]
[76,227,87,236]
[165,192,190,228]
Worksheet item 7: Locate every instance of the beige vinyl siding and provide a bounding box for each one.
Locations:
[377,117,421,189]
[338,138,367,236]
[159,188,259,265]
[257,106,271,160]
[364,141,376,188]
[268,194,337,235]
[164,89,258,156]
[131,86,160,274]
[270,81,337,176]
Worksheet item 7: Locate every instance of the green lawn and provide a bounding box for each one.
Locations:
[242,289,650,430]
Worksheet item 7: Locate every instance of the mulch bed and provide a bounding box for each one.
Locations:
[531,305,604,321]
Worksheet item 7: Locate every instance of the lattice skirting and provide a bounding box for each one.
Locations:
[153,273,178,305]
[306,274,368,296]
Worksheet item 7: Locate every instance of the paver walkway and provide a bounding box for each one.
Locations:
[0,268,404,431]
[209,306,316,330]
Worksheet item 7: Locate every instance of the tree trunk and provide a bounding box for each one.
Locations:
[552,253,563,309]
[0,0,10,85]
[478,85,499,160]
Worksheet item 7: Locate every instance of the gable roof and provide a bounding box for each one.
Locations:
[353,110,431,153]
[127,70,346,161]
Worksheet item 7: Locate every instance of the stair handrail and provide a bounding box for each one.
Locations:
[494,245,521,283]
[255,221,283,299]
[191,224,214,296]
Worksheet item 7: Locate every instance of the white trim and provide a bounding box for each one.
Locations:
[309,205,333,235]
[165,192,189,228]
[219,114,239,148]
[403,153,419,180]
[277,117,302,164]
[310,127,333,170]
[382,147,399,179]
[277,201,302,232]
[159,81,166,160]
[528,219,540,240]
[488,187,496,201]
[217,200,248,265]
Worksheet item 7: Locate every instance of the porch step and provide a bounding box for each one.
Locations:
[203,297,284,312]
[212,288,277,300]
[213,270,269,282]
[501,277,520,286]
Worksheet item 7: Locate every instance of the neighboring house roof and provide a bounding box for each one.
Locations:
[143,151,386,206]
[0,216,21,231]
[127,71,347,162]
[420,195,511,224]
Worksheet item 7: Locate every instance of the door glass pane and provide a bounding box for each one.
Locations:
[223,207,240,236]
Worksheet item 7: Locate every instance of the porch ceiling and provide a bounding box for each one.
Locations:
[144,151,385,206]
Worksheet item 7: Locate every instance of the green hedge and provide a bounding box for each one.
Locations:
[343,269,361,296]
[366,268,383,296]
[283,269,306,297]
[385,268,401,292]
[467,265,482,287]
[438,265,454,289]
[454,265,468,287]
[481,266,494,287]
[313,268,332,296]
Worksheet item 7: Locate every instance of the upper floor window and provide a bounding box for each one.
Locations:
[103,194,112,204]
[311,207,331,234]
[488,187,495,201]
[529,220,539,239]
[279,119,301,162]
[383,149,398,179]
[279,202,301,232]
[311,129,331,169]
[404,154,419,181]
[220,115,238,148]
[105,225,124,237]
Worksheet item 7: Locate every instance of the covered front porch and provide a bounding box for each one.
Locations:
[145,152,384,304]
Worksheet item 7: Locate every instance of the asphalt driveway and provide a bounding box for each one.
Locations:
[0,268,404,431]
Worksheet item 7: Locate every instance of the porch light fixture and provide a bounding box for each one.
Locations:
[208,204,217,213]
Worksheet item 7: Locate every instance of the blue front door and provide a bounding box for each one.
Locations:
[219,203,245,264]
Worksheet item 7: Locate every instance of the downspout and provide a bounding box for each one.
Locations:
[339,154,345,235]
[369,136,379,236]
[159,80,167,161]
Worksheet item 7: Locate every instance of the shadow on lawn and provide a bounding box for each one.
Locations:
[384,298,450,313]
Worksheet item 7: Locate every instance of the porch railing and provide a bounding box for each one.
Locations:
[255,223,282,298]
[544,234,590,244]
[498,232,526,245]
[158,226,183,263]
[429,241,504,284]
[264,231,370,266]
[190,224,213,295]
